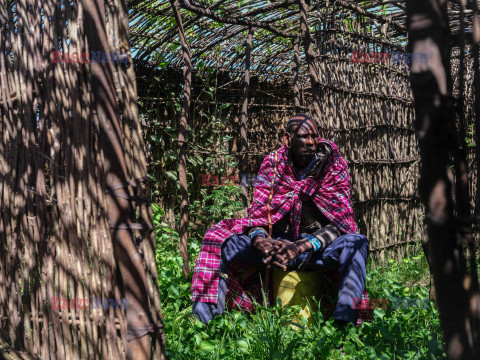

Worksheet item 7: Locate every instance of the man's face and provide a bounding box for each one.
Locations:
[288,119,319,161]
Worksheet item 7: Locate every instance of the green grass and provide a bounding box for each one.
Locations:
[154,206,445,359]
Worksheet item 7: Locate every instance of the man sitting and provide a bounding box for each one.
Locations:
[191,114,368,325]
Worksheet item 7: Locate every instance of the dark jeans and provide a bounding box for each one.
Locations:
[192,233,368,324]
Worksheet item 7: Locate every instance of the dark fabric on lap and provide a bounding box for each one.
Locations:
[192,233,368,324]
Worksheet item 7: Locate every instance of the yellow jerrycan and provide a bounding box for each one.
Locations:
[272,268,324,326]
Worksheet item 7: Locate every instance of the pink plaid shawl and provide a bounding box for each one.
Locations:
[191,139,357,305]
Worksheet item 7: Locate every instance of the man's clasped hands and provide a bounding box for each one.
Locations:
[251,236,313,271]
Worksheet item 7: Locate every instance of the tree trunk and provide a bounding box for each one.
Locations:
[170,0,192,278]
[406,1,480,358]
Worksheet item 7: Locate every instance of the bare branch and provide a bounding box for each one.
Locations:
[178,0,301,38]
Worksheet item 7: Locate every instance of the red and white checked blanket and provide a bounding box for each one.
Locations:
[191,139,358,308]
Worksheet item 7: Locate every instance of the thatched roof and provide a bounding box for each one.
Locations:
[127,0,475,78]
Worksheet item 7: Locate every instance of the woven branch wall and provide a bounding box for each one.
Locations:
[0,1,164,359]
[138,7,426,262]
[310,5,422,262]
[137,61,422,263]
[451,48,478,216]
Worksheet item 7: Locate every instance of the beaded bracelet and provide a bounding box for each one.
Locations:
[250,229,266,241]
[305,234,322,252]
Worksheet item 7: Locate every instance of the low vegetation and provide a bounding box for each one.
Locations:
[153,198,445,359]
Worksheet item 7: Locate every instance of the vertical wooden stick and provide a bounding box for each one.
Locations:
[467,0,480,353]
[170,0,192,278]
[299,0,321,121]
[293,38,301,111]
[452,0,472,242]
[241,27,254,214]
[83,0,153,358]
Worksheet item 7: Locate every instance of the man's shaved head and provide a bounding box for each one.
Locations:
[286,113,318,136]
[284,113,319,169]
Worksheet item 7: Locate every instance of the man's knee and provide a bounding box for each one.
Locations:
[221,233,264,266]
[345,234,368,251]
[333,234,368,263]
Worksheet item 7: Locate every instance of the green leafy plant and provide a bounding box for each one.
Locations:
[153,203,445,359]
[201,183,243,220]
